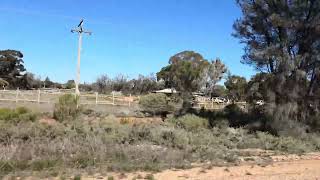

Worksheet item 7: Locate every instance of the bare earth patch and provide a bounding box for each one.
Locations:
[3,151,320,179]
[78,152,320,180]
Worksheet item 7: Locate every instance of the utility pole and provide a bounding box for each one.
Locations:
[71,19,92,95]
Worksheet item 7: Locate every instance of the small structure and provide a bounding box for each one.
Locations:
[153,88,178,94]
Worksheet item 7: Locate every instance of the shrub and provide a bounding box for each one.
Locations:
[0,107,37,123]
[53,94,81,122]
[0,113,319,176]
[145,174,155,180]
[15,107,29,114]
[0,108,18,121]
[139,93,174,117]
[170,114,209,131]
[224,104,249,127]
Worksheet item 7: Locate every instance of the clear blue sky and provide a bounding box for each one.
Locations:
[0,0,254,83]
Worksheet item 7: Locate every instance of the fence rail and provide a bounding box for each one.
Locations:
[0,90,138,107]
[0,90,246,110]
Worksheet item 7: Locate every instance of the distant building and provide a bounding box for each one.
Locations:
[153,88,178,94]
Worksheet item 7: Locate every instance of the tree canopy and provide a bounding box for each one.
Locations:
[0,50,26,88]
[234,0,320,133]
[234,0,320,96]
[225,75,247,102]
[157,51,227,94]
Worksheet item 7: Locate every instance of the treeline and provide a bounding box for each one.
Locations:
[0,50,164,94]
[0,49,231,96]
[80,74,165,95]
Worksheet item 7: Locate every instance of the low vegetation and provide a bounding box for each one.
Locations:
[0,103,319,177]
[53,94,81,122]
[139,93,174,117]
[0,107,38,123]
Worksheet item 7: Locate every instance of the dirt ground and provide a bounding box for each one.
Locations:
[3,150,320,180]
[80,152,320,180]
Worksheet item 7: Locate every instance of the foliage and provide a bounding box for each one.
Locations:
[44,77,54,88]
[200,59,227,96]
[94,74,112,93]
[93,74,163,95]
[211,85,227,98]
[157,51,227,114]
[157,51,209,93]
[224,74,247,101]
[139,93,173,116]
[0,107,37,123]
[0,116,319,176]
[53,94,81,122]
[0,78,9,88]
[130,74,164,95]
[0,50,27,88]
[234,0,320,132]
[65,80,75,89]
[23,73,42,89]
[170,114,209,131]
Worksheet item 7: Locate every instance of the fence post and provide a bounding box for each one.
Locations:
[95,92,98,105]
[37,89,41,104]
[112,92,115,106]
[128,94,131,107]
[16,88,19,103]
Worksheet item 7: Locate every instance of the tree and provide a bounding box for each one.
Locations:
[65,80,75,89]
[224,75,247,102]
[157,51,227,113]
[44,77,54,88]
[0,50,26,88]
[157,51,209,112]
[94,74,112,93]
[211,85,227,97]
[157,51,209,93]
[200,58,227,96]
[112,74,131,94]
[130,74,164,95]
[233,0,320,133]
[233,0,320,97]
[22,73,42,89]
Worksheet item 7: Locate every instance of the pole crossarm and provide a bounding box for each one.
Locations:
[71,29,92,35]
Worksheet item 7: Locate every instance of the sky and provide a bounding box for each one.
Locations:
[0,0,255,83]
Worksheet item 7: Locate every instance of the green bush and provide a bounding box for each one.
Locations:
[139,93,173,116]
[0,108,18,121]
[170,114,209,131]
[53,94,81,122]
[16,107,30,114]
[0,107,37,123]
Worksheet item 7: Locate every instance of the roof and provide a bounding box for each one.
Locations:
[154,88,178,94]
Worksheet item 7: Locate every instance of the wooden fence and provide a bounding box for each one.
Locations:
[0,89,246,110]
[0,90,138,107]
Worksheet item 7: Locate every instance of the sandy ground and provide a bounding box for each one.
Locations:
[81,153,320,180]
[3,152,320,180]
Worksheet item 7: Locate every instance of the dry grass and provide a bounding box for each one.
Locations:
[0,107,319,178]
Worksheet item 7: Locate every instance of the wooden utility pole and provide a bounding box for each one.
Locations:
[71,19,92,95]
